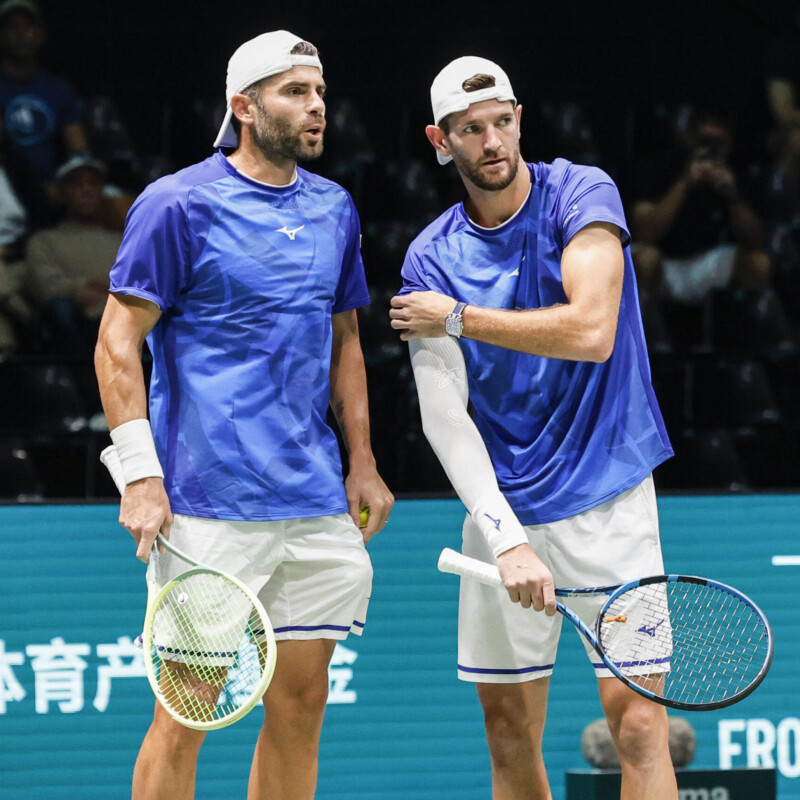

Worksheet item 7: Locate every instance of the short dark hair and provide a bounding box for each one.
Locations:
[230,40,320,140]
[440,73,498,134]
[290,40,319,58]
[461,73,496,92]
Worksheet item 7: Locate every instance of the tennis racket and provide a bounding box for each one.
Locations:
[438,547,773,711]
[100,445,277,730]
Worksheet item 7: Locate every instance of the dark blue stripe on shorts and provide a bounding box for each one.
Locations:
[458,663,554,675]
[273,624,352,633]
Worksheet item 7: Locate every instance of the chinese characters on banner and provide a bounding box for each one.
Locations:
[1,639,358,714]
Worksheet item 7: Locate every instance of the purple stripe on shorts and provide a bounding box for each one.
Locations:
[458,663,554,675]
[273,624,352,633]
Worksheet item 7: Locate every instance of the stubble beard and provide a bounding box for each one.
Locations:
[453,143,521,192]
[251,101,324,163]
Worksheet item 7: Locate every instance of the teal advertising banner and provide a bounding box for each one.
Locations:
[1,495,798,799]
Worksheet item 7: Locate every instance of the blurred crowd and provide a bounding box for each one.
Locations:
[1,0,798,500]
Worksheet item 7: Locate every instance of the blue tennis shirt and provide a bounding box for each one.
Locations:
[401,159,673,524]
[110,151,370,521]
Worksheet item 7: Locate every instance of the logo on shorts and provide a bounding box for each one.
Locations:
[276,224,305,240]
[638,619,665,638]
[484,513,502,532]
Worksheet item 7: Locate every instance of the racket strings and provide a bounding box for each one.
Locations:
[149,572,272,724]
[599,581,770,707]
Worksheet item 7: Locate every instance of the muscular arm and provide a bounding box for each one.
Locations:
[329,309,394,541]
[391,222,623,362]
[410,336,555,613]
[95,293,171,561]
[95,293,160,427]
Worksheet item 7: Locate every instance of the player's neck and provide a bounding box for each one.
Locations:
[226,142,297,187]
[462,157,531,228]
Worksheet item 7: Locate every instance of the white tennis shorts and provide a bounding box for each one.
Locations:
[151,513,372,642]
[457,475,665,684]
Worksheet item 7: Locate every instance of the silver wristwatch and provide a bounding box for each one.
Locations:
[445,301,468,338]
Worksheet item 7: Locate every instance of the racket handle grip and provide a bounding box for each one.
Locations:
[438,548,504,588]
[100,445,127,496]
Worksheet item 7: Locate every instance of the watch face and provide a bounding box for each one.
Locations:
[445,314,462,337]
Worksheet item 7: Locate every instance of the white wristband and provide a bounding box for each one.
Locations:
[471,491,528,558]
[109,418,164,485]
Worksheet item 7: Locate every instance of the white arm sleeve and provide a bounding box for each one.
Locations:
[409,337,528,557]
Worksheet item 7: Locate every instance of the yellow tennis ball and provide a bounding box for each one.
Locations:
[359,506,370,527]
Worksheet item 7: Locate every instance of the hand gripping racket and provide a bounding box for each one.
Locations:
[101,445,277,730]
[438,548,773,711]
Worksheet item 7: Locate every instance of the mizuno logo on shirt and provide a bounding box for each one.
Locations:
[277,224,305,240]
[504,268,520,279]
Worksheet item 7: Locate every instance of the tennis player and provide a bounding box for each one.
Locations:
[95,30,393,800]
[390,57,677,799]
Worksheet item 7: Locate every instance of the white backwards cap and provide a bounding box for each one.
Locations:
[213,30,323,149]
[430,56,516,165]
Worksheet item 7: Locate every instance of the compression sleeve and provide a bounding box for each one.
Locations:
[409,337,528,557]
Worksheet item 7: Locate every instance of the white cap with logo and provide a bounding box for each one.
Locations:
[213,30,323,149]
[430,56,516,165]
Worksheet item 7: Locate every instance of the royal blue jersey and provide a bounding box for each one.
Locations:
[110,151,370,521]
[401,159,673,525]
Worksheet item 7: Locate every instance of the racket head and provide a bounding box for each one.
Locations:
[595,574,774,711]
[142,566,277,730]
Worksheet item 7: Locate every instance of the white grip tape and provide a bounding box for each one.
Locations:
[437,548,504,588]
[109,418,164,485]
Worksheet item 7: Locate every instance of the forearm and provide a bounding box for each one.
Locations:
[95,324,148,429]
[94,295,159,429]
[329,312,375,469]
[461,301,613,361]
[411,338,527,556]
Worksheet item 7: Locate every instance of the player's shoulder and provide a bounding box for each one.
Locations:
[134,154,229,211]
[297,167,353,203]
[533,158,617,195]
[406,204,466,259]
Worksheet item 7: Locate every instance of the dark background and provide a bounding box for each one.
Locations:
[41,0,789,176]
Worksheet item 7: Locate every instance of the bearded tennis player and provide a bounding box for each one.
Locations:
[95,30,393,800]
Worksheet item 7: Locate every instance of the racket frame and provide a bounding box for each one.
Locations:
[437,548,774,711]
[142,564,277,730]
[101,444,278,729]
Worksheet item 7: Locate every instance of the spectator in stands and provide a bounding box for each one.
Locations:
[0,115,43,356]
[630,112,770,307]
[24,156,121,357]
[0,254,29,357]
[0,0,88,189]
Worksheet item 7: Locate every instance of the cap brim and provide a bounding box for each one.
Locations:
[213,106,238,149]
